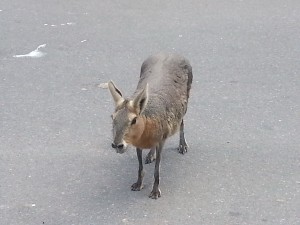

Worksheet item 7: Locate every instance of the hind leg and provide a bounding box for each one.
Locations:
[178,120,188,154]
[145,147,156,164]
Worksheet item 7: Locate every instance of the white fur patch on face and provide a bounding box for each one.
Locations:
[128,100,134,108]
[128,112,137,121]
[122,140,128,149]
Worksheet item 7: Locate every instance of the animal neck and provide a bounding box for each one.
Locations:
[131,115,161,149]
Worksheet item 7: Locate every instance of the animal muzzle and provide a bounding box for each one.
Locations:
[111,141,128,154]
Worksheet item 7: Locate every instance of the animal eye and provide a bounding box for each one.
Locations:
[131,117,137,125]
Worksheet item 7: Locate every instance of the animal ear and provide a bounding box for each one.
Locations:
[132,84,148,114]
[108,80,124,106]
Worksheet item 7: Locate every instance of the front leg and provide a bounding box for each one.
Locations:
[149,141,164,199]
[131,148,144,191]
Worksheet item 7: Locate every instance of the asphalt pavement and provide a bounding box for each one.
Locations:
[1,0,299,224]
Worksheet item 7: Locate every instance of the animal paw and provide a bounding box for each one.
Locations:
[178,144,188,154]
[131,182,144,191]
[148,188,161,199]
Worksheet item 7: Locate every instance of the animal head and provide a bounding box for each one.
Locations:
[108,81,148,153]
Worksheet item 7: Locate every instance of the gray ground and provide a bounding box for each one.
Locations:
[1,0,300,224]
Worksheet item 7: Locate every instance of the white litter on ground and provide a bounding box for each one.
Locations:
[44,22,75,27]
[13,44,47,58]
[98,83,108,89]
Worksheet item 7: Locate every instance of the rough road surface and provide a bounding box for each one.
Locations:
[1,0,299,224]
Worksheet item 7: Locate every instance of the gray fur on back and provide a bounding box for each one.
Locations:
[132,52,193,137]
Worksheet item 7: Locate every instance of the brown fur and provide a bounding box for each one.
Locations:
[129,116,161,149]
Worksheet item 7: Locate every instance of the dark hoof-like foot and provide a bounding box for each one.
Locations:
[178,144,188,154]
[145,154,156,164]
[131,182,144,191]
[148,188,161,199]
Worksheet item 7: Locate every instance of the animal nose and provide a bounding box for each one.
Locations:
[111,143,124,149]
[117,144,124,149]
